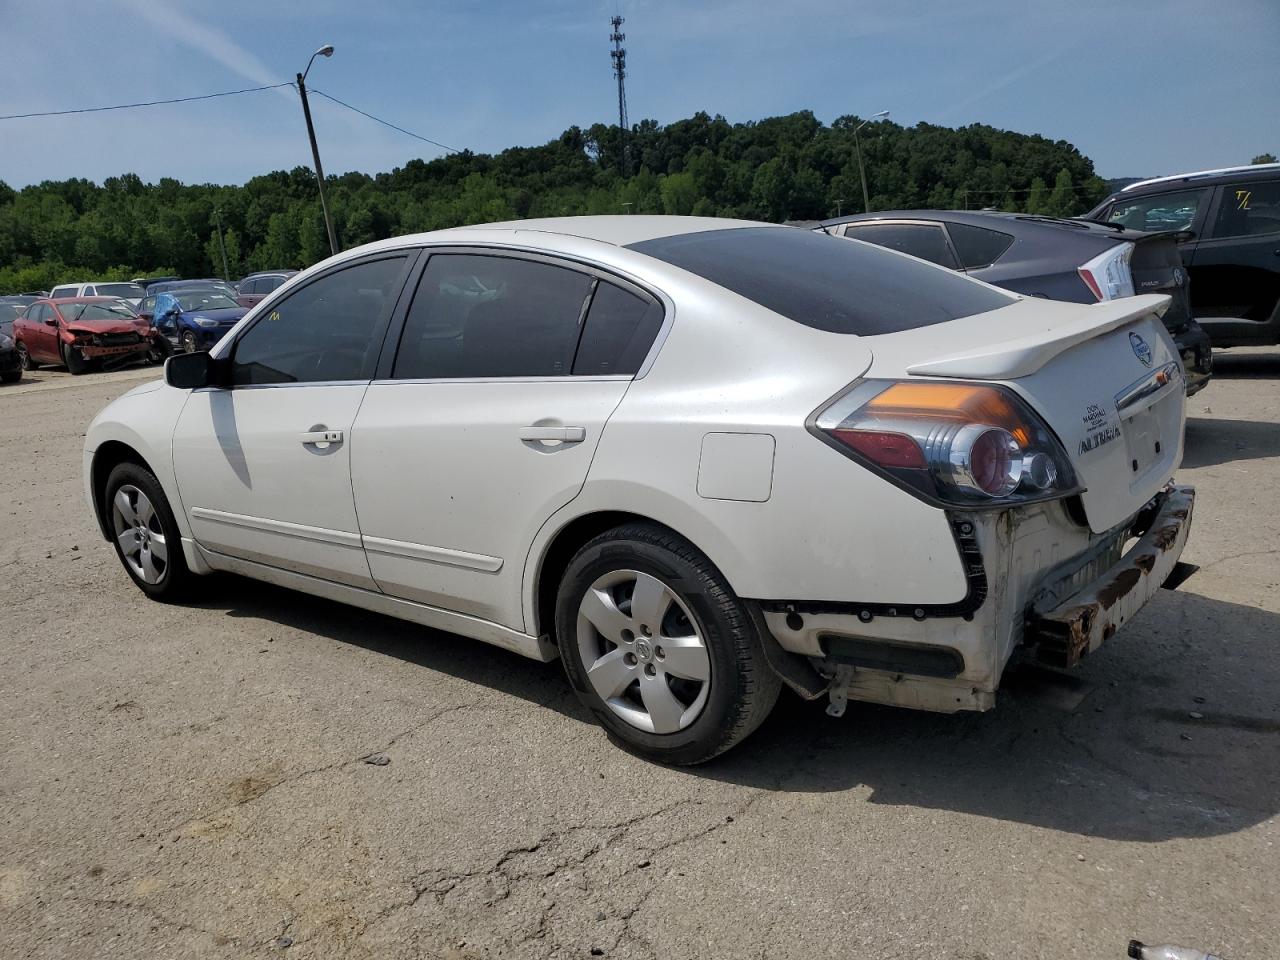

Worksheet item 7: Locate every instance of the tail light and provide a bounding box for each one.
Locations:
[1079,242,1135,301]
[811,380,1080,508]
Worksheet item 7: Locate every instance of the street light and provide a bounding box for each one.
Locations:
[296,44,339,257]
[853,110,889,214]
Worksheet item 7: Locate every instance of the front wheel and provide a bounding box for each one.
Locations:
[555,523,781,765]
[180,330,198,354]
[1,369,20,383]
[104,461,194,601]
[62,342,90,375]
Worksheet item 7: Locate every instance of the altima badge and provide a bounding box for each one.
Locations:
[1130,332,1153,367]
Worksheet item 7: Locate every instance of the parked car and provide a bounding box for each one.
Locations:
[819,210,1213,395]
[13,297,155,374]
[151,288,248,353]
[132,276,180,290]
[84,217,1195,764]
[149,278,237,299]
[137,281,238,324]
[48,281,147,308]
[1086,163,1280,346]
[235,270,298,308]
[0,329,21,383]
[0,297,37,337]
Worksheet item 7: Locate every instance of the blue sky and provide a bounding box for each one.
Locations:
[2,0,1277,188]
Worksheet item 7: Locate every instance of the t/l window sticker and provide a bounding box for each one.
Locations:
[1078,401,1121,455]
[1236,189,1252,210]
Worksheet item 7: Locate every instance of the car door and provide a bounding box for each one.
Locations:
[350,250,665,630]
[171,253,415,588]
[27,304,60,362]
[1181,178,1280,334]
[840,221,961,269]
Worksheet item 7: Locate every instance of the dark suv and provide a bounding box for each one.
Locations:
[1087,164,1280,347]
[819,210,1213,394]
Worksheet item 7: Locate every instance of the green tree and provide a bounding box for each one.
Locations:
[1044,168,1076,217]
[1252,153,1277,164]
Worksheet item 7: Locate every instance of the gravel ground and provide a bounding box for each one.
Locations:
[1,353,1277,960]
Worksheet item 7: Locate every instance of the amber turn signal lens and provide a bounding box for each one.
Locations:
[864,382,1033,447]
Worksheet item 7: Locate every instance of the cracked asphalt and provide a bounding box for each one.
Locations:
[2,352,1278,960]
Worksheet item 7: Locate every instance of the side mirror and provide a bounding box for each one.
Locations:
[43,317,57,326]
[165,351,229,389]
[1173,229,1196,243]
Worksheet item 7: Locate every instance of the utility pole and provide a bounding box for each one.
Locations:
[212,207,231,280]
[610,16,629,177]
[853,110,890,213]
[296,45,339,257]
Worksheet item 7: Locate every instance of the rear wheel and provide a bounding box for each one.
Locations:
[555,523,780,765]
[104,462,193,601]
[16,342,36,370]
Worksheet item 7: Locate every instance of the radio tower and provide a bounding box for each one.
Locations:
[610,15,629,176]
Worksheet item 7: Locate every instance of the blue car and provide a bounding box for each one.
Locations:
[153,288,248,353]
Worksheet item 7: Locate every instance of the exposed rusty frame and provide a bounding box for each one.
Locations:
[1028,485,1195,669]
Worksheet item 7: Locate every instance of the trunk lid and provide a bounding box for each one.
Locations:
[1129,233,1193,333]
[866,295,1185,532]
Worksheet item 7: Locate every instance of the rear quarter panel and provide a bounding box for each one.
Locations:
[525,262,970,625]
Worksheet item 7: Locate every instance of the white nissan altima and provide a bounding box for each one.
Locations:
[84,216,1195,763]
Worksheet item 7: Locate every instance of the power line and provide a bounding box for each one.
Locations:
[308,89,459,154]
[0,82,295,121]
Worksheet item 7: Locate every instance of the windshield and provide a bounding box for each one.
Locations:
[628,227,1015,335]
[94,283,145,299]
[61,302,140,323]
[174,291,239,312]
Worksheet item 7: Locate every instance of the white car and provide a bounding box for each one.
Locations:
[83,217,1195,763]
[49,281,146,308]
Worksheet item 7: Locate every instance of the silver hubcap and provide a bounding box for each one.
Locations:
[110,485,169,584]
[576,569,711,734]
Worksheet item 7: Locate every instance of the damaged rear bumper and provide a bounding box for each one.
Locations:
[1027,485,1195,668]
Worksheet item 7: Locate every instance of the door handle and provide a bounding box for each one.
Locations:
[300,429,344,446]
[519,425,586,443]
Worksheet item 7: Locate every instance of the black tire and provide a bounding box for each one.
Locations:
[147,338,171,365]
[1,369,21,384]
[103,461,194,601]
[555,523,781,765]
[62,341,90,375]
[16,342,37,370]
[180,330,197,354]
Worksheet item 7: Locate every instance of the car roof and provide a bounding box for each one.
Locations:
[461,215,765,246]
[820,209,1145,241]
[46,296,119,304]
[1120,162,1280,193]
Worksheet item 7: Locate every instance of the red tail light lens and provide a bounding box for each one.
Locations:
[811,380,1079,508]
[830,429,926,468]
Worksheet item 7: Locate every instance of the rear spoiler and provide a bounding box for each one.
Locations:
[905,294,1170,381]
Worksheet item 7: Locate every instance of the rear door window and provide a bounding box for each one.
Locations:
[1104,189,1208,233]
[944,222,1016,269]
[629,227,1013,335]
[51,286,77,299]
[842,222,958,268]
[1209,180,1280,238]
[393,254,594,379]
[573,282,664,376]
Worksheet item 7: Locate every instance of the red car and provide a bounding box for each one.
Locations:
[13,297,158,374]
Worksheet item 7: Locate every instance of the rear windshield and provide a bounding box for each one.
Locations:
[627,227,1014,335]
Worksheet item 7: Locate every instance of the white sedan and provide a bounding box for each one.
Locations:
[83,217,1195,763]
